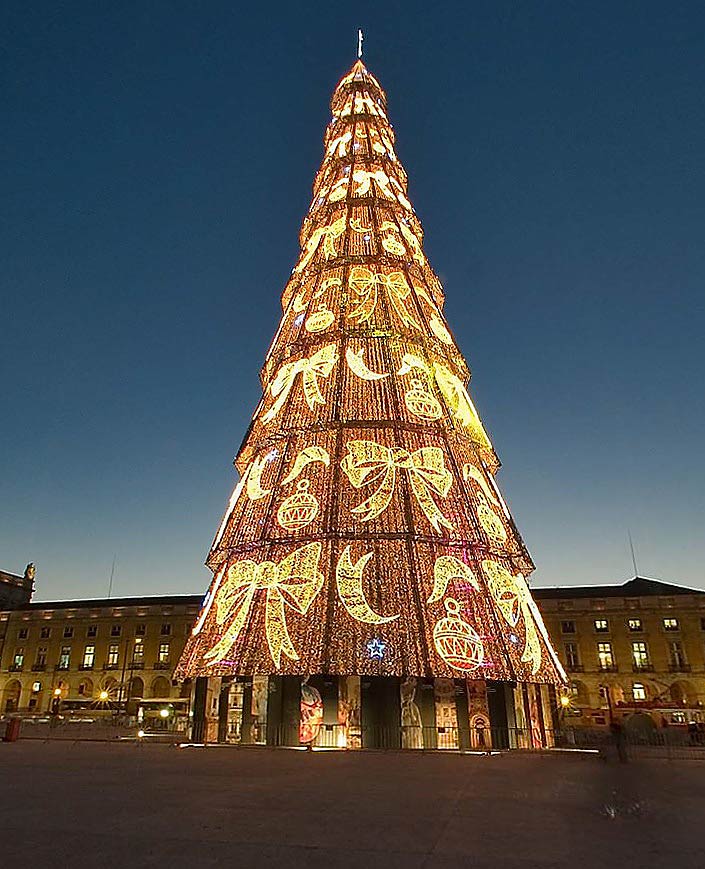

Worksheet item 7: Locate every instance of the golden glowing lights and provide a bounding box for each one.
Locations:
[429,315,453,345]
[277,480,319,531]
[340,439,453,531]
[246,456,273,501]
[305,308,335,333]
[482,560,542,675]
[433,363,492,448]
[295,216,346,273]
[335,546,399,624]
[281,446,330,485]
[263,344,338,422]
[433,598,484,672]
[206,543,324,668]
[403,378,442,421]
[345,347,389,381]
[476,493,507,544]
[347,267,421,330]
[427,555,479,604]
[175,59,565,690]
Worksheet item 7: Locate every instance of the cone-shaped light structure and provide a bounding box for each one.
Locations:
[176,60,566,687]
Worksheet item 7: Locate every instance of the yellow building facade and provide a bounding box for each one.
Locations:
[534,577,705,728]
[2,575,703,735]
[0,593,200,718]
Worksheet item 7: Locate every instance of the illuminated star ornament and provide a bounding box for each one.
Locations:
[366,638,387,660]
[174,46,567,699]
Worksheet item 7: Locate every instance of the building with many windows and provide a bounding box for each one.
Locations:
[2,574,704,737]
[534,577,705,729]
[0,592,201,721]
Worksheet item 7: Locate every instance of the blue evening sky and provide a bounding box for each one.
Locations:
[3,1,704,600]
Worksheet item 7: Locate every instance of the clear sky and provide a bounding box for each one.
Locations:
[3,1,704,600]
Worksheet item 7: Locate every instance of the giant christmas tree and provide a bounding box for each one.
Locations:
[176,57,565,746]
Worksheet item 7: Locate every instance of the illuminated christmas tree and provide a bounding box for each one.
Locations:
[176,55,566,747]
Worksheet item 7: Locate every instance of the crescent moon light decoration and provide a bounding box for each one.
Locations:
[280,446,331,486]
[246,455,273,501]
[335,546,399,624]
[345,347,389,381]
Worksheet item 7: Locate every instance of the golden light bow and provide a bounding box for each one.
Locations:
[482,559,541,675]
[205,543,324,668]
[347,266,421,330]
[295,216,346,273]
[341,439,453,531]
[262,344,338,422]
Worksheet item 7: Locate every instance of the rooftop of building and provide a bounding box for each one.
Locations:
[531,576,705,600]
[6,593,203,612]
[0,569,27,585]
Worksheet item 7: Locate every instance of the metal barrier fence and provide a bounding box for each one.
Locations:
[1,714,188,742]
[260,723,552,751]
[4,716,705,758]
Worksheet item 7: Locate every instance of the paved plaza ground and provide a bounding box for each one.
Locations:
[0,741,702,868]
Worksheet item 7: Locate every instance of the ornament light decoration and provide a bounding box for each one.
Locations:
[175,57,565,689]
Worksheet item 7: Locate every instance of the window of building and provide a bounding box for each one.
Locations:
[107,644,120,667]
[63,626,74,639]
[597,642,614,670]
[31,681,42,693]
[132,638,144,663]
[663,618,679,632]
[12,648,25,669]
[632,641,650,669]
[87,624,98,638]
[560,620,576,634]
[40,626,51,639]
[110,624,122,637]
[35,647,47,667]
[18,627,28,640]
[700,617,705,632]
[672,711,687,724]
[669,641,687,668]
[628,618,642,632]
[160,623,171,636]
[58,646,71,669]
[82,645,95,669]
[135,624,146,637]
[594,619,609,633]
[632,683,647,701]
[564,642,579,669]
[158,642,170,664]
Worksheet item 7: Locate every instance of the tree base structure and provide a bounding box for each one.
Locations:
[189,675,560,750]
